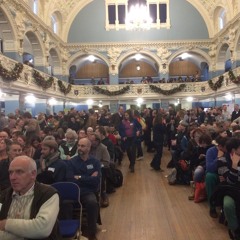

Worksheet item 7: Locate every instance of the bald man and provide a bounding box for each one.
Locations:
[0,156,60,239]
[66,137,101,240]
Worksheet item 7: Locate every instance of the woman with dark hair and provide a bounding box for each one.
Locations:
[0,138,12,191]
[119,109,142,172]
[150,113,166,171]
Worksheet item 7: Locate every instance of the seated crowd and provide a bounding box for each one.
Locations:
[0,103,240,239]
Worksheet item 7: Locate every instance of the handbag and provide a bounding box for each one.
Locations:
[194,182,207,203]
[178,159,189,171]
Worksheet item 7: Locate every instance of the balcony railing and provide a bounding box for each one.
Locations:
[0,54,240,101]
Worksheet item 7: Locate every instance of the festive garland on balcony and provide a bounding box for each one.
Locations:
[228,70,240,84]
[149,84,186,95]
[0,62,23,81]
[58,80,72,95]
[208,75,224,91]
[33,70,54,90]
[93,85,130,96]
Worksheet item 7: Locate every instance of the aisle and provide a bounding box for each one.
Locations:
[97,147,229,240]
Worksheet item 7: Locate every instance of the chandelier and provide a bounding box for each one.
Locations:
[125,1,152,31]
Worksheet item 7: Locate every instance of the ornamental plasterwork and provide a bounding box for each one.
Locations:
[208,44,217,58]
[107,47,121,66]
[156,47,171,62]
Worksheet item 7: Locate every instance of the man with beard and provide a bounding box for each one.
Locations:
[37,139,67,184]
[66,137,101,240]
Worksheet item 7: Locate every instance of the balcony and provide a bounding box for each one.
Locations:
[0,54,240,102]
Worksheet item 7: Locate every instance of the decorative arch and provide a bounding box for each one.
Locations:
[67,51,109,69]
[216,42,231,72]
[168,48,211,65]
[116,50,160,69]
[50,11,63,36]
[186,0,214,38]
[59,0,93,42]
[49,47,62,75]
[0,4,17,42]
[213,6,227,34]
[67,51,109,80]
[23,30,45,66]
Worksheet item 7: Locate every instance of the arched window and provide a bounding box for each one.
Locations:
[51,12,62,35]
[29,0,38,14]
[51,15,58,34]
[218,8,226,30]
[105,0,170,31]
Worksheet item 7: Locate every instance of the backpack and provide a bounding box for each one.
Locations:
[106,165,123,193]
[114,169,123,188]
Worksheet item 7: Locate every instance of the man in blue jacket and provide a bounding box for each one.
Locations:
[66,137,101,240]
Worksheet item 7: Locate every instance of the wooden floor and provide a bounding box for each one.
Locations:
[96,147,230,240]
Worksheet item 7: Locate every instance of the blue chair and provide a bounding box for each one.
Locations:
[52,182,82,240]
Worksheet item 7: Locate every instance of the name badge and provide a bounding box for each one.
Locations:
[87,164,94,169]
[48,167,55,172]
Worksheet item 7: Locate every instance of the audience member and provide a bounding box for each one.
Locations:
[66,137,101,240]
[0,156,60,239]
[59,129,78,160]
[37,139,67,184]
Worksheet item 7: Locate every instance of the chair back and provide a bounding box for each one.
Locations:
[52,182,80,202]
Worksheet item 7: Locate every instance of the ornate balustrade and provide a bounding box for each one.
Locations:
[0,54,240,101]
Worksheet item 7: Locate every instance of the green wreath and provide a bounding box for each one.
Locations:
[149,84,186,95]
[33,70,54,90]
[228,70,240,84]
[58,80,72,95]
[0,62,23,81]
[208,76,224,91]
[93,86,130,96]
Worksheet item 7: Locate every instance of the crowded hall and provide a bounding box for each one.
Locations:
[1,0,240,239]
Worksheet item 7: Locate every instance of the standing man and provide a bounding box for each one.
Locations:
[110,106,124,131]
[22,112,40,143]
[231,104,240,122]
[66,137,101,240]
[0,156,60,239]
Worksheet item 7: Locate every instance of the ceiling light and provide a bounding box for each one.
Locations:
[135,54,142,61]
[25,94,36,104]
[225,93,233,101]
[180,53,191,59]
[136,65,141,71]
[86,99,94,105]
[186,97,193,102]
[125,1,152,31]
[48,98,57,106]
[88,55,95,62]
[136,97,143,104]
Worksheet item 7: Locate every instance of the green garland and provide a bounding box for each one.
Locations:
[149,84,186,95]
[0,62,23,81]
[58,80,72,95]
[33,70,54,90]
[93,85,130,96]
[208,76,224,91]
[228,70,240,84]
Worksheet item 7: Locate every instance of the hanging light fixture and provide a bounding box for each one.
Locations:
[125,0,152,31]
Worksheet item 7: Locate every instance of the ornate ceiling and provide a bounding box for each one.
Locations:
[36,0,236,41]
